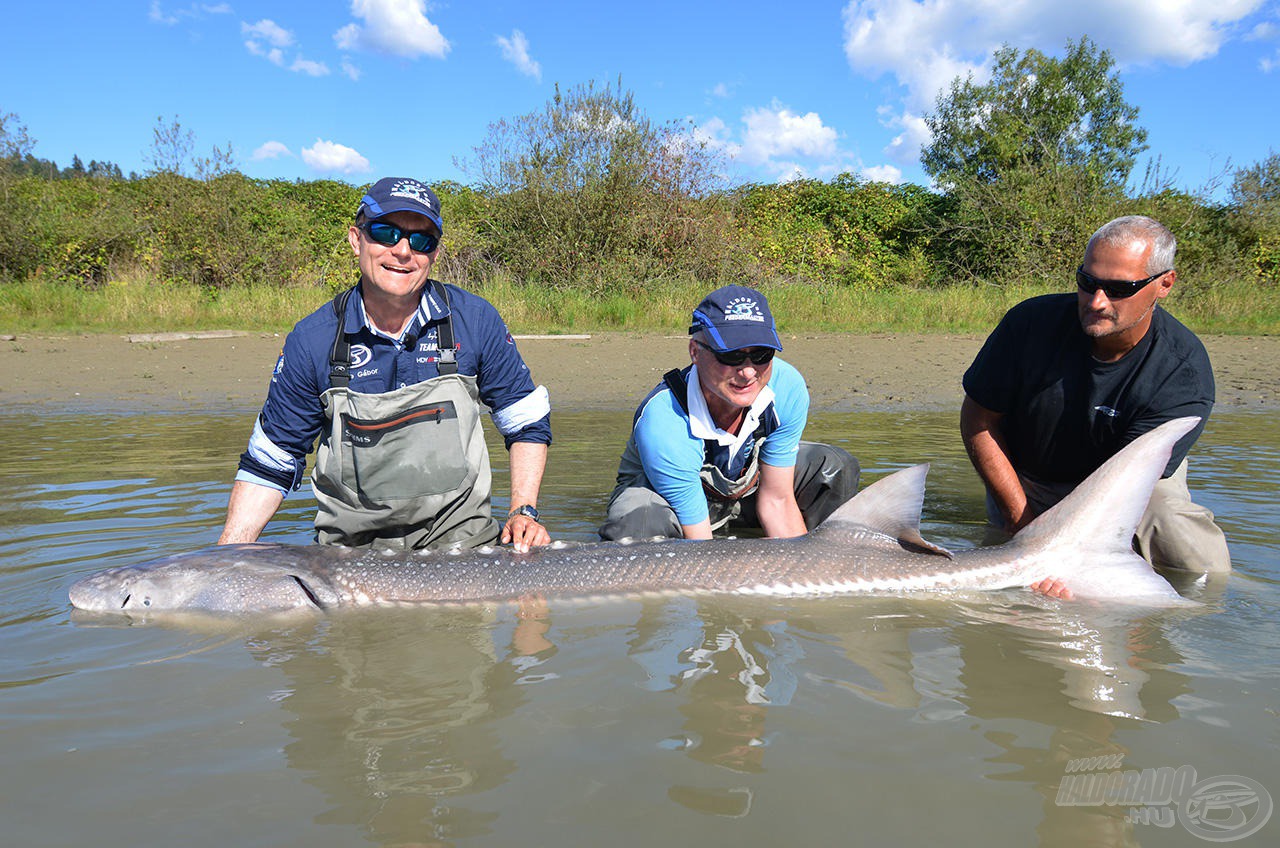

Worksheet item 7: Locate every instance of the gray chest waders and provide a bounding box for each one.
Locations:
[662,368,764,531]
[311,284,500,551]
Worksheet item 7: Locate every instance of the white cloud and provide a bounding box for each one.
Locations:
[496,30,541,81]
[251,141,293,161]
[710,82,731,98]
[301,139,371,174]
[341,59,362,81]
[335,0,450,59]
[149,1,178,25]
[739,102,839,166]
[243,19,293,66]
[881,110,931,165]
[842,0,1268,111]
[291,57,331,76]
[841,0,1269,169]
[202,3,232,14]
[862,164,904,183]
[242,19,293,48]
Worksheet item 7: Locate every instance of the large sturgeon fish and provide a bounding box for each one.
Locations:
[68,417,1205,615]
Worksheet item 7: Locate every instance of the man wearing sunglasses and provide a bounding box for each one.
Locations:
[219,177,552,553]
[599,285,859,542]
[961,215,1230,586]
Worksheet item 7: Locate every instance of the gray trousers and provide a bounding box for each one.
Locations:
[985,459,1231,573]
[599,443,860,541]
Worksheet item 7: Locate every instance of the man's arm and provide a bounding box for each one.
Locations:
[960,395,1034,534]
[501,441,551,553]
[218,479,286,544]
[754,462,807,538]
[960,395,1073,598]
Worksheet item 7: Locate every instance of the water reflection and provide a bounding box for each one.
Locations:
[239,607,558,844]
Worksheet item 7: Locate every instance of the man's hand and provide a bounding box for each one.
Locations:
[1029,577,1074,600]
[502,512,550,553]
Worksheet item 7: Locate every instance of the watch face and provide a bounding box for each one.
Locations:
[511,505,539,521]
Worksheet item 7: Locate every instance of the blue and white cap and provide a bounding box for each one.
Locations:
[689,285,782,352]
[357,177,444,233]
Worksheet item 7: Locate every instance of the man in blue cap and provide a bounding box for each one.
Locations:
[599,285,859,541]
[219,177,552,553]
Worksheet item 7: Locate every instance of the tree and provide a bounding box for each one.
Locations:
[458,79,732,290]
[923,37,1147,190]
[0,110,35,163]
[146,115,195,175]
[1230,152,1280,283]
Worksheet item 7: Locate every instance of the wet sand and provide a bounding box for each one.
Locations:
[2,330,1276,414]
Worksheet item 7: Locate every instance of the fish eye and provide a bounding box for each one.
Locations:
[142,597,151,607]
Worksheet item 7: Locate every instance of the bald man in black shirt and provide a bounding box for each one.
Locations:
[962,216,1230,589]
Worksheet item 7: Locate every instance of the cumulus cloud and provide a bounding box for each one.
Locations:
[496,30,541,81]
[840,0,1269,169]
[862,164,904,183]
[341,59,362,80]
[251,141,293,161]
[739,102,839,166]
[301,139,371,174]
[335,0,450,59]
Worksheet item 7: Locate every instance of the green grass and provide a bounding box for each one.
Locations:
[1,273,1276,336]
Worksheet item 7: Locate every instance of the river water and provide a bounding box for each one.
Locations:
[1,410,1276,847]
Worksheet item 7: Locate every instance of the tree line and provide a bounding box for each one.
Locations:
[1,41,1276,299]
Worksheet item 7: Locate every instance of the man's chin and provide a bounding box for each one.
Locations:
[1079,314,1115,338]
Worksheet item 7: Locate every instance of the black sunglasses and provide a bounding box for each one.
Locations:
[361,221,440,254]
[695,340,775,367]
[1076,265,1170,300]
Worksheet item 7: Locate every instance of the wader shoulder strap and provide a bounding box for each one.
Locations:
[328,286,357,389]
[661,367,768,442]
[662,368,690,414]
[327,283,458,388]
[431,280,458,376]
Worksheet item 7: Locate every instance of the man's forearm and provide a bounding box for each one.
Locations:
[756,463,807,538]
[218,479,286,544]
[960,395,1030,531]
[508,441,548,510]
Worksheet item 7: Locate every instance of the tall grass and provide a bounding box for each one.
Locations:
[3,272,1275,336]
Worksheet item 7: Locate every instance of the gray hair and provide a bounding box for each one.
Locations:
[1086,216,1176,274]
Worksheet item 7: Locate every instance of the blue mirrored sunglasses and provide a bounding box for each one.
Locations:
[361,221,440,254]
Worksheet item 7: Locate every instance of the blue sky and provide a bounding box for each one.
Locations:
[3,1,1278,197]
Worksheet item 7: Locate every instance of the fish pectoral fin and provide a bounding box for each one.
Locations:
[897,529,954,558]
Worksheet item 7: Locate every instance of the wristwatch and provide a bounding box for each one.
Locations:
[507,504,541,522]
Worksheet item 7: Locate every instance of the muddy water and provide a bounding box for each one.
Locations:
[2,411,1276,846]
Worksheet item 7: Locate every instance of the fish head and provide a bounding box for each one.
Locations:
[68,545,337,615]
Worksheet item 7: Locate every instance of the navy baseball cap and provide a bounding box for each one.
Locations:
[357,177,444,234]
[689,285,782,352]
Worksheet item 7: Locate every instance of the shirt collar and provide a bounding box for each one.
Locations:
[685,363,776,453]
[346,282,451,347]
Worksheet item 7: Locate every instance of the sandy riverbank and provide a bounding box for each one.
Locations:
[2,331,1276,414]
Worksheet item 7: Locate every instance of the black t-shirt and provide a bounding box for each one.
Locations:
[962,293,1214,484]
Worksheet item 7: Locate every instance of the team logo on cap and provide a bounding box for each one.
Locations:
[389,179,436,210]
[723,296,765,322]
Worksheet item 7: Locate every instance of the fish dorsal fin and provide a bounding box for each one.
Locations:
[813,463,953,557]
[1013,416,1201,553]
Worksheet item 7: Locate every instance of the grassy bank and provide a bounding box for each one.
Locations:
[1,275,1277,336]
